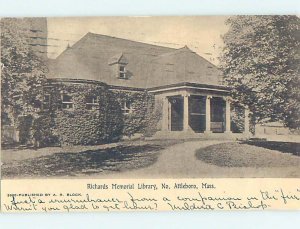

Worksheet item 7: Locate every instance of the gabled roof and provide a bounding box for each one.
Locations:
[148,45,222,87]
[48,32,223,88]
[108,53,128,65]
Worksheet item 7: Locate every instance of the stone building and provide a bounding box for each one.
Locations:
[2,18,251,146]
[47,32,251,139]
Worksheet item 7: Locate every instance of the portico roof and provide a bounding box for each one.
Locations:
[148,82,231,95]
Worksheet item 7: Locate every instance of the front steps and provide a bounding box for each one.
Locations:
[148,130,251,141]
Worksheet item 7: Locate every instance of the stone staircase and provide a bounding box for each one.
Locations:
[147,131,251,141]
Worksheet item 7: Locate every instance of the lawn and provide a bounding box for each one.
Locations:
[2,139,299,178]
[1,139,183,178]
[195,141,300,168]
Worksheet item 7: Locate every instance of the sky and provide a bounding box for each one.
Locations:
[47,16,229,65]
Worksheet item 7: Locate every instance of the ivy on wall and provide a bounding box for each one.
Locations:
[26,81,161,147]
[142,98,163,137]
[112,90,156,137]
[32,113,58,147]
[18,115,34,144]
[34,82,123,146]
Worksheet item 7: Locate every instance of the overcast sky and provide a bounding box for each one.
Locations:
[47,16,229,65]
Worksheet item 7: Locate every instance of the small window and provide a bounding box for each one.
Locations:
[62,94,73,110]
[122,101,132,114]
[86,96,99,110]
[119,65,126,79]
[43,94,50,110]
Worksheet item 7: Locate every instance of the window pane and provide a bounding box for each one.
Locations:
[86,96,97,104]
[63,94,72,102]
[125,101,131,109]
[86,104,93,110]
[190,97,206,114]
[62,103,73,109]
[120,72,126,78]
[119,66,125,72]
[44,94,50,102]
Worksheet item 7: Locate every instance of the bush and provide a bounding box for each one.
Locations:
[18,115,34,144]
[32,114,59,147]
[231,105,244,133]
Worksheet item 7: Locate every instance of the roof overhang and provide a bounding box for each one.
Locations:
[148,82,231,94]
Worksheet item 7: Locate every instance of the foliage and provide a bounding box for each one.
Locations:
[18,115,34,144]
[220,16,300,129]
[112,90,155,137]
[1,18,47,128]
[43,82,123,146]
[230,106,244,133]
[142,99,163,137]
[32,113,58,147]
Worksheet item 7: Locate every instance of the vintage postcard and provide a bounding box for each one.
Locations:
[0,16,299,212]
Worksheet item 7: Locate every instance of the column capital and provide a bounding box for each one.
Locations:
[223,96,232,102]
[182,92,190,97]
[206,95,212,99]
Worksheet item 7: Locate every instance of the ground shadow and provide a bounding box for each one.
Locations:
[195,142,300,168]
[2,144,164,178]
[242,141,300,156]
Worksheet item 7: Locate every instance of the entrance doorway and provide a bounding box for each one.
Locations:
[211,97,225,133]
[170,97,183,131]
[189,96,206,132]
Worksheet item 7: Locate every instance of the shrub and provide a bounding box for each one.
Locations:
[32,113,59,147]
[18,115,34,144]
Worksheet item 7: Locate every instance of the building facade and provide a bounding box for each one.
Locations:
[47,33,251,140]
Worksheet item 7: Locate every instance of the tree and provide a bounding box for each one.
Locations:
[220,16,300,129]
[1,18,47,128]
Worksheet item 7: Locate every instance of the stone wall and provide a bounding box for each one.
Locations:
[32,80,159,146]
[37,80,123,146]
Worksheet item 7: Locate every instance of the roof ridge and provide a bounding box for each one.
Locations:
[55,33,90,59]
[153,45,195,59]
[86,32,176,51]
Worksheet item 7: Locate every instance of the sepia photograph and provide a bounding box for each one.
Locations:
[1,16,299,179]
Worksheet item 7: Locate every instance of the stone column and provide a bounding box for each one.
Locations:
[204,96,212,133]
[224,97,232,133]
[244,106,250,134]
[183,94,190,131]
[162,97,169,131]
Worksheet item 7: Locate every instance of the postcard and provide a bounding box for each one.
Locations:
[1,16,299,212]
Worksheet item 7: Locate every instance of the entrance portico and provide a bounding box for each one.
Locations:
[149,82,250,136]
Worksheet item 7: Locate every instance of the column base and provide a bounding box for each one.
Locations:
[243,131,251,136]
[224,130,232,134]
[183,128,194,132]
[204,130,212,134]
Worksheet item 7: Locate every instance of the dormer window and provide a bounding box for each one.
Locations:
[119,65,126,79]
[108,53,129,80]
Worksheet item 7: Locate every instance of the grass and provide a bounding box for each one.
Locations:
[245,140,300,156]
[3,139,299,178]
[2,145,161,178]
[1,139,184,178]
[195,141,300,168]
